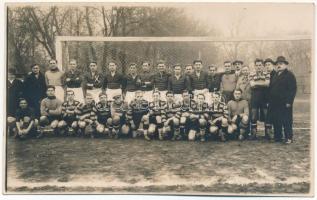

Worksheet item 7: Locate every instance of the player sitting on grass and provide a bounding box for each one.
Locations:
[127,90,149,138]
[144,90,167,141]
[13,98,38,139]
[38,85,62,137]
[111,94,129,138]
[77,93,97,138]
[208,92,229,142]
[227,89,249,140]
[163,91,181,140]
[179,90,195,139]
[188,93,209,142]
[93,92,112,137]
[57,90,80,136]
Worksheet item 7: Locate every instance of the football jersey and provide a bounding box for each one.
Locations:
[209,102,228,118]
[149,100,167,116]
[179,100,196,113]
[165,101,181,118]
[94,101,112,123]
[111,101,128,115]
[191,101,209,115]
[77,102,96,121]
[249,70,270,87]
[61,100,80,118]
[127,99,149,117]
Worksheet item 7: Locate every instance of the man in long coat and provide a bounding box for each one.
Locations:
[268,56,297,144]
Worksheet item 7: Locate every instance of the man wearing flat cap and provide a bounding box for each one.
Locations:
[268,56,297,144]
[233,60,243,77]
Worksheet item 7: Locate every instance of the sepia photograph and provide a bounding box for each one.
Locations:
[4,1,314,196]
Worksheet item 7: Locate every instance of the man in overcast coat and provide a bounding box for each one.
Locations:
[268,56,297,144]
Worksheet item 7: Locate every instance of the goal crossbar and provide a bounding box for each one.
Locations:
[55,35,312,70]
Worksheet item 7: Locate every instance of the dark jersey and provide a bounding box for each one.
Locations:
[83,72,103,90]
[94,101,112,123]
[191,101,209,115]
[148,100,167,116]
[179,100,196,113]
[165,102,181,118]
[127,99,149,121]
[15,107,35,121]
[64,70,82,88]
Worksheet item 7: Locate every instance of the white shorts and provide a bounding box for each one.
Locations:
[55,86,65,102]
[125,91,136,104]
[67,87,84,103]
[142,91,153,102]
[86,88,102,103]
[193,89,212,105]
[106,88,122,101]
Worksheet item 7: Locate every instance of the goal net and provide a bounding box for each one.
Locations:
[55,36,312,94]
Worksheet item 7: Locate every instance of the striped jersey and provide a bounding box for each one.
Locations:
[77,102,96,121]
[61,100,80,118]
[93,101,112,123]
[209,102,228,118]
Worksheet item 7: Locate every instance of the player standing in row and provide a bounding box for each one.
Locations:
[233,60,243,77]
[191,60,210,103]
[249,59,270,139]
[82,62,104,103]
[139,61,154,102]
[152,60,170,101]
[64,59,84,103]
[103,61,125,101]
[168,64,191,103]
[220,61,238,102]
[207,64,222,92]
[124,63,142,104]
[235,66,251,103]
[45,59,65,102]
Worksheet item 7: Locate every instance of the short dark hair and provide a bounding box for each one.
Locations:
[234,88,242,93]
[89,61,97,65]
[157,60,165,65]
[129,63,137,67]
[197,93,205,99]
[108,61,117,65]
[30,64,39,69]
[49,59,57,63]
[166,91,174,96]
[66,90,75,95]
[173,63,182,68]
[193,60,203,65]
[18,98,28,104]
[47,85,56,91]
[208,65,217,70]
[254,58,264,64]
[185,64,193,68]
[142,61,150,66]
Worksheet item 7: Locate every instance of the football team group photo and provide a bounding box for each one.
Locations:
[4,2,313,195]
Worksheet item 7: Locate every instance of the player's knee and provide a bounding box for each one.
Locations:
[34,119,39,127]
[221,118,229,127]
[199,118,207,127]
[96,124,104,133]
[228,124,236,134]
[106,118,113,126]
[50,120,58,129]
[242,115,249,124]
[180,117,187,125]
[148,124,156,135]
[57,121,66,128]
[188,130,196,141]
[112,115,120,126]
[209,126,218,134]
[121,124,130,135]
[40,116,48,125]
[156,116,162,124]
[71,121,77,129]
[78,121,86,129]
[173,118,180,126]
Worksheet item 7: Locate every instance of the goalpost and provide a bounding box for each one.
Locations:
[55,35,312,71]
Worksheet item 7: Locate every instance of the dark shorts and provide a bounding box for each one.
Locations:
[63,116,77,125]
[251,90,268,109]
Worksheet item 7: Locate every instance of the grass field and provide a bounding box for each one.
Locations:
[5,99,312,195]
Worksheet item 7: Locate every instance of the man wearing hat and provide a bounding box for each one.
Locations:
[268,56,297,144]
[233,60,243,77]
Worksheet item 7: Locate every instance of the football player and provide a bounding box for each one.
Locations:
[45,59,65,102]
[144,90,167,140]
[14,98,38,139]
[64,59,84,103]
[140,61,154,102]
[249,58,270,139]
[179,90,195,139]
[38,85,62,137]
[188,93,209,141]
[57,90,81,136]
[93,92,113,137]
[191,60,210,103]
[77,93,97,138]
[227,89,249,140]
[103,61,125,101]
[162,91,181,140]
[82,62,104,103]
[220,61,237,102]
[126,90,149,138]
[168,64,191,103]
[208,92,229,142]
[152,60,170,101]
[124,63,142,104]
[111,94,129,138]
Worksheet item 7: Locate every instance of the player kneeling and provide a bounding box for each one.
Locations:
[57,90,80,136]
[188,94,209,142]
[163,91,181,140]
[77,93,96,138]
[144,90,166,140]
[127,91,149,138]
[227,89,249,140]
[38,86,62,137]
[208,92,229,142]
[92,92,113,137]
[179,90,195,139]
[111,95,129,138]
[13,98,38,139]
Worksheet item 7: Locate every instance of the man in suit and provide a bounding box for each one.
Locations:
[268,56,297,144]
[23,64,47,118]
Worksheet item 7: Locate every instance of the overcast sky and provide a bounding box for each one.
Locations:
[181,3,314,37]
